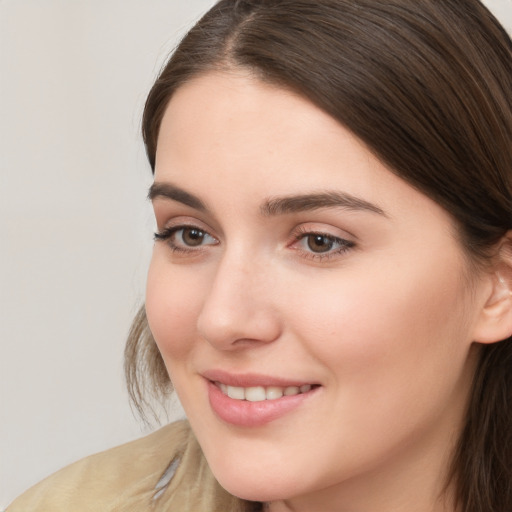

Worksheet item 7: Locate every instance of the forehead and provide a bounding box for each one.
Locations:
[156,71,379,192]
[156,70,342,159]
[155,71,453,231]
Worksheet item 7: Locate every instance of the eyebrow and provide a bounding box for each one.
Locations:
[148,182,207,212]
[148,182,387,217]
[261,191,387,217]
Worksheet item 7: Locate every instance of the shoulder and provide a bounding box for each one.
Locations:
[7,420,192,512]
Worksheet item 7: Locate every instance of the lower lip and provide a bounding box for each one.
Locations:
[206,380,319,427]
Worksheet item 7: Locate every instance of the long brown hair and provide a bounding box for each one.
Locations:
[126,1,512,509]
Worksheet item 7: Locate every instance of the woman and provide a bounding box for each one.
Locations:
[8,0,512,511]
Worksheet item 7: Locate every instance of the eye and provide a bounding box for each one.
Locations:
[302,234,339,253]
[175,227,213,247]
[154,225,218,252]
[292,228,355,261]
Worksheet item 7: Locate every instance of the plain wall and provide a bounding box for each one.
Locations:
[1,0,511,507]
[0,0,213,505]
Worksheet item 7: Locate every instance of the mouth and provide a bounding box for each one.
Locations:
[203,372,321,427]
[213,381,317,402]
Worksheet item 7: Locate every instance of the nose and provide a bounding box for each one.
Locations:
[196,251,282,350]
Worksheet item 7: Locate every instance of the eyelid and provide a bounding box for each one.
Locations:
[291,223,355,243]
[289,224,356,261]
[155,211,209,229]
[154,219,219,255]
[154,211,219,236]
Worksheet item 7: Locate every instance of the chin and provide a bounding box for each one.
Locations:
[208,458,307,503]
[217,475,291,503]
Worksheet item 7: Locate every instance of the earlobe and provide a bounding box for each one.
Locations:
[473,234,512,344]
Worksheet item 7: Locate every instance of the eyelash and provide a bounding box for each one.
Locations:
[154,225,218,255]
[154,224,355,261]
[291,226,355,261]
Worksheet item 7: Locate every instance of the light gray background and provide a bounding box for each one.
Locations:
[0,0,213,505]
[1,0,511,507]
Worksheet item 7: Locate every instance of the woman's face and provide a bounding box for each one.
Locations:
[146,71,487,509]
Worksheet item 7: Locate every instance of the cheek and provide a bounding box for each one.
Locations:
[274,259,475,471]
[286,251,473,404]
[145,253,204,361]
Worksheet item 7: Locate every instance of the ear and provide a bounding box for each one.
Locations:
[473,232,512,344]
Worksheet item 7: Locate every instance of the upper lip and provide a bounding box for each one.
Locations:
[201,369,319,388]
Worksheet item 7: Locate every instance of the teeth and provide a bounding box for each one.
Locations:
[245,386,266,402]
[265,386,284,400]
[284,386,300,396]
[227,386,245,400]
[219,383,314,402]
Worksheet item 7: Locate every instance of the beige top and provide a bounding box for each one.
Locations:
[8,420,257,512]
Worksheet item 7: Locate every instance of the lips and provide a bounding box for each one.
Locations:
[201,369,317,388]
[202,370,320,427]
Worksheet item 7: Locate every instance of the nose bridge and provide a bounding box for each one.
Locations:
[196,243,280,349]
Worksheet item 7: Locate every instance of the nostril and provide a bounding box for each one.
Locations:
[197,301,282,350]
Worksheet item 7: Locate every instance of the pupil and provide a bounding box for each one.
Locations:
[183,228,204,246]
[308,234,333,253]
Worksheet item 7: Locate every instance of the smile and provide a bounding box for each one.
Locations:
[207,379,321,427]
[215,381,313,402]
